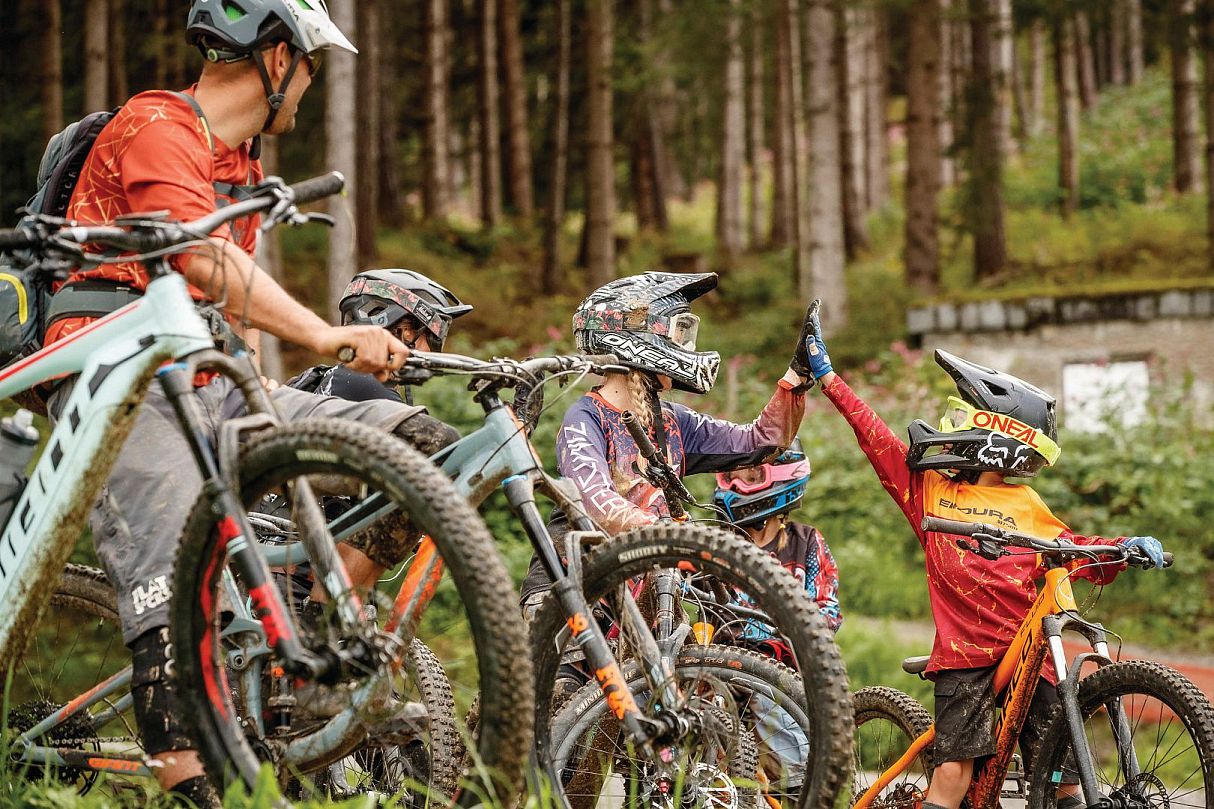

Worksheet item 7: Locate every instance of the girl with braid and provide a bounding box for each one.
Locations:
[519,272,821,612]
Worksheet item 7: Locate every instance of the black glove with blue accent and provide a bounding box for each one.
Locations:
[790,299,833,388]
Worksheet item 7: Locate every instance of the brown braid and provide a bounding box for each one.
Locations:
[627,370,656,441]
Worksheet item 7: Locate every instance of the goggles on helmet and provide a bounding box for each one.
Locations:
[937,396,1061,466]
[716,465,775,495]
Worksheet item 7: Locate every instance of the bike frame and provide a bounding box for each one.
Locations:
[854,564,1128,809]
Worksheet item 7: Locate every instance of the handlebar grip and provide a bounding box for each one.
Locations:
[621,410,661,464]
[0,228,37,250]
[921,516,987,537]
[290,172,346,204]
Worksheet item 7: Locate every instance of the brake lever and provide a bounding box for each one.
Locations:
[956,535,1008,561]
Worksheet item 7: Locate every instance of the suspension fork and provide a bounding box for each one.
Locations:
[501,476,656,749]
[158,365,325,678]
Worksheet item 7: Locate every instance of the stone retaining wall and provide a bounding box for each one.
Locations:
[906,287,1214,424]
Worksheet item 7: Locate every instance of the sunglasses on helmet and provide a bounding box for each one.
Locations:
[937,395,1061,466]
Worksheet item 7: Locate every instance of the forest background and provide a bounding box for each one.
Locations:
[2,0,1214,713]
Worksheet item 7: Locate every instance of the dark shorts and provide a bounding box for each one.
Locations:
[931,666,1076,783]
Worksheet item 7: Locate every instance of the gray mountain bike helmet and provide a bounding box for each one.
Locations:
[573,271,721,394]
[906,350,1061,480]
[339,269,473,351]
[187,0,356,135]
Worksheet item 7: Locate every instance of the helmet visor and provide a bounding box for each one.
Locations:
[937,396,1061,466]
[716,465,771,495]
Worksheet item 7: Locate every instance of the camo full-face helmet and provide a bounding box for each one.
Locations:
[340,269,473,351]
[572,271,721,394]
[906,350,1061,479]
[713,439,810,528]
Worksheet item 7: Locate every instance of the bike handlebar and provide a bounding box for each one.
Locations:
[0,172,346,257]
[920,516,1173,569]
[621,409,689,520]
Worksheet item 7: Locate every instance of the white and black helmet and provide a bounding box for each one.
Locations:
[187,0,356,56]
[573,272,721,394]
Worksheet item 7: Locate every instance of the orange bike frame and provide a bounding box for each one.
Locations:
[853,566,1078,809]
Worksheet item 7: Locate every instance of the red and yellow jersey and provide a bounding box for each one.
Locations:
[822,375,1125,676]
[46,87,262,346]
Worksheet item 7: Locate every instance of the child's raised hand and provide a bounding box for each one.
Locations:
[1124,536,1166,569]
[790,299,833,381]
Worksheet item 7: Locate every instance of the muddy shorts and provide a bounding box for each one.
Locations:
[48,375,429,646]
[931,665,1076,782]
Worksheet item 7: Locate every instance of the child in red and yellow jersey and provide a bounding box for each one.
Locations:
[799,308,1165,809]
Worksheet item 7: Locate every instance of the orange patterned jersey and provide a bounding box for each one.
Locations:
[823,375,1125,677]
[45,87,263,346]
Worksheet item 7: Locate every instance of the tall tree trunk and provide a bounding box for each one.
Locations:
[906,0,942,294]
[500,0,533,217]
[477,0,503,226]
[991,0,1013,156]
[355,0,380,267]
[422,0,451,220]
[966,0,1007,279]
[541,0,571,294]
[1055,15,1080,218]
[42,0,63,142]
[951,9,970,127]
[1172,0,1203,193]
[1201,0,1214,269]
[804,0,846,325]
[770,3,793,248]
[837,5,870,258]
[256,135,286,381]
[634,0,668,233]
[1029,18,1046,136]
[1110,0,1127,86]
[108,0,127,104]
[865,8,890,210]
[326,0,358,322]
[1010,25,1030,147]
[1094,7,1111,88]
[1127,0,1144,84]
[716,0,745,263]
[654,0,687,200]
[378,27,405,227]
[585,0,617,286]
[1074,11,1097,110]
[939,0,956,186]
[746,5,766,249]
[153,0,168,87]
[783,0,809,293]
[84,0,109,111]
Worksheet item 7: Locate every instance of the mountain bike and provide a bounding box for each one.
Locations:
[280,350,852,809]
[530,410,848,809]
[850,516,1214,809]
[0,177,531,803]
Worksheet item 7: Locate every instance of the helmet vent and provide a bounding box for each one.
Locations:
[223,0,247,20]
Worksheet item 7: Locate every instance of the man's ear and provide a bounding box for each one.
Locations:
[268,41,293,82]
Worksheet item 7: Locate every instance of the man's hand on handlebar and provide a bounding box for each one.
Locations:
[316,325,409,380]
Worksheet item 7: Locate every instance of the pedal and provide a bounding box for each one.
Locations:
[1001,752,1027,799]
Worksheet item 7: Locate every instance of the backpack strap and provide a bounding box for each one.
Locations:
[170,90,215,153]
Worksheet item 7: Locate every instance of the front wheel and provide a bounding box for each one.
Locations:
[1026,660,1214,808]
[170,418,533,804]
[849,686,933,808]
[530,523,853,809]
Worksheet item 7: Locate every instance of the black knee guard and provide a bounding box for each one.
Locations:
[130,627,195,755]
